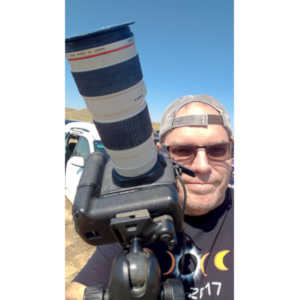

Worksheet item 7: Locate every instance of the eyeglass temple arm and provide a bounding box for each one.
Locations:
[173,161,196,178]
[160,145,195,177]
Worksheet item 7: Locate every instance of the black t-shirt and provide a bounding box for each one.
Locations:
[74,187,234,300]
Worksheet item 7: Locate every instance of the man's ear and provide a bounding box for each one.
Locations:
[156,142,162,150]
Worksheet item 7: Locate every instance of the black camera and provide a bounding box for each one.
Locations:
[66,23,187,300]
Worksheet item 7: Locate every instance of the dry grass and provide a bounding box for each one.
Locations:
[152,122,160,131]
[65,197,95,288]
[66,108,93,122]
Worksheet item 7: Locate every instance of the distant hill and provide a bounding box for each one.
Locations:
[66,108,93,122]
[66,107,160,130]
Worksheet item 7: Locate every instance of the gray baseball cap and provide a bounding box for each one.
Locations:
[159,95,232,142]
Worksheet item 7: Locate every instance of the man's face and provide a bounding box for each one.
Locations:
[163,103,232,216]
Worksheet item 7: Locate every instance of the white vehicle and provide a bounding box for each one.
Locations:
[65,121,107,203]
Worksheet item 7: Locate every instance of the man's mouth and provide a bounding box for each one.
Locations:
[186,182,215,193]
[185,181,214,185]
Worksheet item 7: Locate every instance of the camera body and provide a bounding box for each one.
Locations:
[72,149,184,247]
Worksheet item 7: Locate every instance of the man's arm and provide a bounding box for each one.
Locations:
[66,282,86,300]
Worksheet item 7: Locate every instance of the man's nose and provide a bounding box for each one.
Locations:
[191,149,212,174]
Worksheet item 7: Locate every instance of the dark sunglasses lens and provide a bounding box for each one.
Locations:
[207,144,229,158]
[171,146,194,157]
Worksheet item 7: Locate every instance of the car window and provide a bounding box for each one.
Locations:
[94,140,105,152]
[94,140,109,156]
[65,134,79,166]
[72,136,90,160]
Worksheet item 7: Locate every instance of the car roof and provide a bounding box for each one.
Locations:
[65,121,101,141]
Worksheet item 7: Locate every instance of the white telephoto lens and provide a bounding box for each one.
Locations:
[66,23,157,177]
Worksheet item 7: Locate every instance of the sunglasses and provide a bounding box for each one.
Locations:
[166,142,233,163]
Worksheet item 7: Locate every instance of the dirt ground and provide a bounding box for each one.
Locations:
[65,197,95,289]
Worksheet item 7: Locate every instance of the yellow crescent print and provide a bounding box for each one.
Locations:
[200,252,210,277]
[214,250,230,271]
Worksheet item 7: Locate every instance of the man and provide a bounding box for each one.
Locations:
[66,95,234,300]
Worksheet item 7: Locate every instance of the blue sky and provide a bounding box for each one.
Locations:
[65,0,233,125]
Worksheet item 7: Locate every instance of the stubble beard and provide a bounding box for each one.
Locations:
[178,180,229,216]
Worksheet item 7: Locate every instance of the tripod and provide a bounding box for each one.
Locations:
[89,210,186,300]
[93,237,185,300]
